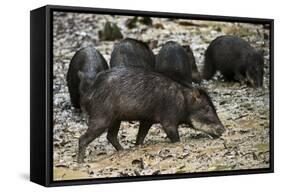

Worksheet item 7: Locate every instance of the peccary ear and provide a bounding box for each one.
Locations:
[77,71,85,80]
[191,88,201,103]
[183,45,191,50]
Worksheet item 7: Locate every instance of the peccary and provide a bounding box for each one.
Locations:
[155,41,192,86]
[77,66,225,163]
[110,38,155,69]
[203,35,264,87]
[66,46,108,108]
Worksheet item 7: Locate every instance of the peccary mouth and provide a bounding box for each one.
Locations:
[191,121,225,139]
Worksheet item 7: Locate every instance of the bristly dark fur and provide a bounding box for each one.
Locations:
[155,41,192,86]
[110,38,155,69]
[196,87,216,110]
[203,35,264,87]
[78,66,224,163]
[67,46,108,109]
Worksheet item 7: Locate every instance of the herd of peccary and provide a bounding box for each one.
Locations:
[66,35,265,163]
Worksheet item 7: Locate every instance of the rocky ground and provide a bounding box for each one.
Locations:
[52,12,271,180]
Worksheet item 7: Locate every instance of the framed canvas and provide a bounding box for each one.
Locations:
[30,5,274,187]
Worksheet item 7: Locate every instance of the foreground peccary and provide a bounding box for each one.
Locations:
[155,41,192,86]
[66,46,108,108]
[183,45,201,83]
[110,38,155,69]
[77,66,225,163]
[203,35,264,87]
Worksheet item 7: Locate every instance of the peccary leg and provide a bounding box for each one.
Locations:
[162,122,180,143]
[192,72,202,83]
[67,73,81,108]
[136,121,153,145]
[202,58,216,80]
[107,121,123,151]
[186,118,195,129]
[234,71,246,85]
[69,88,80,108]
[77,119,108,163]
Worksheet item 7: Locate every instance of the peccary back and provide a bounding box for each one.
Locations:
[110,38,155,69]
[67,46,108,108]
[156,41,192,86]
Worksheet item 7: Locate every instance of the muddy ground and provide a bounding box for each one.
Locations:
[52,12,271,180]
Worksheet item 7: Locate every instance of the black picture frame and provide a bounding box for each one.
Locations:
[30,4,274,187]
